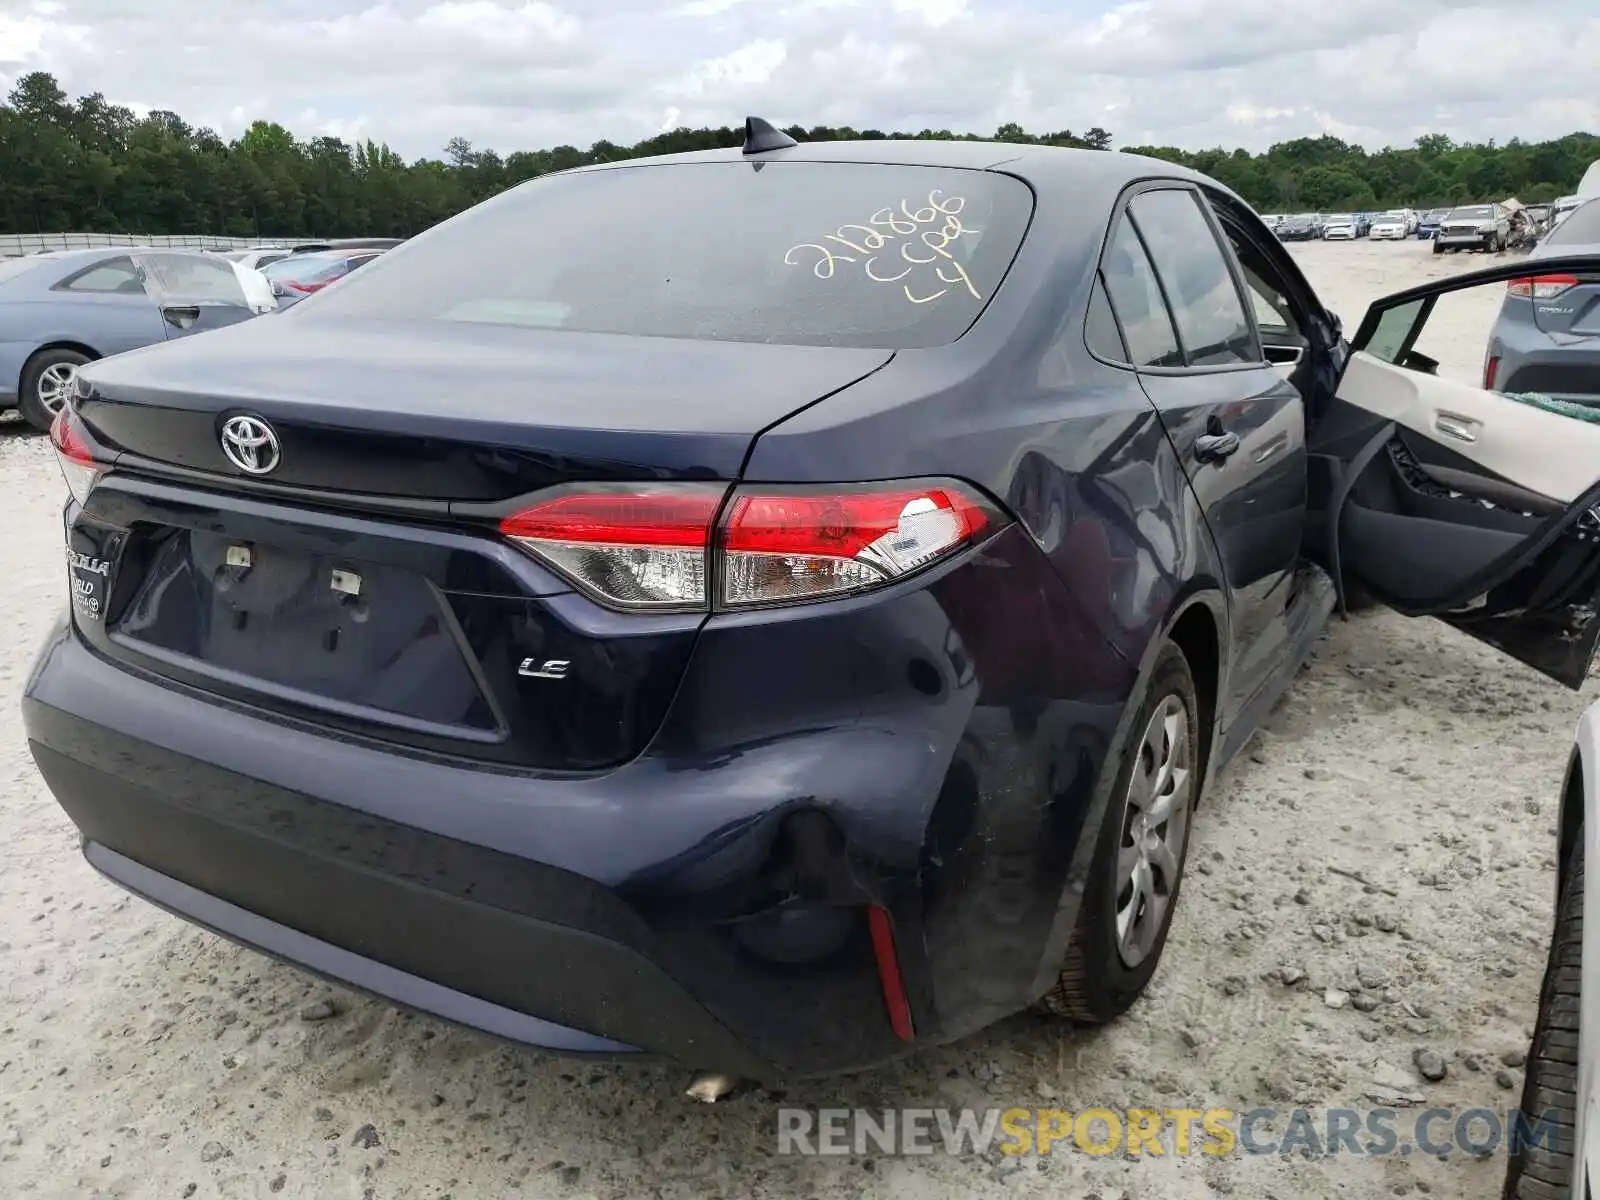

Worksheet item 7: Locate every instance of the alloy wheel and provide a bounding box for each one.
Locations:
[36,362,76,416]
[1115,694,1194,968]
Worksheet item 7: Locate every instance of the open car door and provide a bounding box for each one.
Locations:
[1308,254,1600,688]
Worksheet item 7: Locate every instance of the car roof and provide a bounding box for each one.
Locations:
[569,139,1219,204]
[277,248,382,263]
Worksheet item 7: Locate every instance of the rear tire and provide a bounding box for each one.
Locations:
[1503,833,1582,1200]
[1037,642,1200,1022]
[18,347,90,432]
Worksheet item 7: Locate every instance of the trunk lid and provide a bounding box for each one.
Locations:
[75,315,894,498]
[67,318,892,772]
[1529,274,1600,341]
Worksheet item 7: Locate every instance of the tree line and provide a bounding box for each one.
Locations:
[2,71,1596,240]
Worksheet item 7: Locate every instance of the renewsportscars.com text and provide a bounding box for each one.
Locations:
[776,1105,1558,1159]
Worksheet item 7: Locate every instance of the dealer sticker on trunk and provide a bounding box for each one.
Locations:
[67,546,112,622]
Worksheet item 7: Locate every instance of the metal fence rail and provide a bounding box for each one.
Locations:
[0,232,287,256]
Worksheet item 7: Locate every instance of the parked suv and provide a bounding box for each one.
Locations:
[1435,203,1510,254]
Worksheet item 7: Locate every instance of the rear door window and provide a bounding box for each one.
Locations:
[1129,189,1259,367]
[1084,275,1129,362]
[301,162,1035,349]
[58,257,146,295]
[1100,217,1182,367]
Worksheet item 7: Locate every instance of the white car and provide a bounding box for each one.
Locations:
[226,247,294,273]
[1369,217,1409,241]
[1322,214,1357,240]
[1505,702,1599,1198]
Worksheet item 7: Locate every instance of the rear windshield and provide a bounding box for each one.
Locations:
[1546,199,1600,246]
[265,255,347,284]
[301,162,1034,349]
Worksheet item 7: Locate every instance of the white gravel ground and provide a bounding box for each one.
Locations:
[1,238,1588,1199]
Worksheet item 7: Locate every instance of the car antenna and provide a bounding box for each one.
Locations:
[742,116,797,154]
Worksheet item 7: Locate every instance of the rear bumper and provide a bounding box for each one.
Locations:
[84,840,645,1057]
[25,520,1137,1078]
[1490,324,1600,405]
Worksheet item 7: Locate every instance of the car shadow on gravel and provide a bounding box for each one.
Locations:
[106,918,1120,1196]
[0,412,42,439]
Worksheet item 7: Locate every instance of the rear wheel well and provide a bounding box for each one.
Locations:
[1168,603,1219,789]
[1558,748,1584,901]
[19,342,98,395]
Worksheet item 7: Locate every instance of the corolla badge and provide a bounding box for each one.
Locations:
[220,414,281,475]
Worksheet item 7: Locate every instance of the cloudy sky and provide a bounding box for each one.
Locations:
[2,0,1597,161]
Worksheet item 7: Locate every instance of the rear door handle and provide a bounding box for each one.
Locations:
[1194,430,1241,464]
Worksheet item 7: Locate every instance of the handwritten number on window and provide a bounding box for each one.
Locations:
[785,190,983,307]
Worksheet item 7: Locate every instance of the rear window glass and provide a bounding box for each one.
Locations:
[60,257,145,294]
[1545,199,1600,246]
[302,162,1034,349]
[1100,217,1182,368]
[1084,276,1127,362]
[265,256,347,284]
[1130,189,1258,367]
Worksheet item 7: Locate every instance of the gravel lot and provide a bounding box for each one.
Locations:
[1,238,1588,1199]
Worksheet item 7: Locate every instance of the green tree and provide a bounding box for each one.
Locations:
[1,72,1595,238]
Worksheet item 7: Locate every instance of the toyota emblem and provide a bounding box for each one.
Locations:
[219,414,281,475]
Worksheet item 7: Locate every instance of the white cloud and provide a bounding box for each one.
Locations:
[672,0,744,15]
[891,0,969,28]
[0,0,1594,160]
[663,38,787,97]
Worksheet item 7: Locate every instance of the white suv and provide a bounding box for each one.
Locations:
[1433,203,1510,253]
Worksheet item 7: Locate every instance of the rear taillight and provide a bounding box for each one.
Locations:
[500,486,723,611]
[719,486,990,607]
[49,406,106,506]
[1483,355,1500,389]
[1507,274,1578,298]
[499,480,998,612]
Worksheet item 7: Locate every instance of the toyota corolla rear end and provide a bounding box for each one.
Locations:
[23,154,1133,1079]
[1487,257,1600,407]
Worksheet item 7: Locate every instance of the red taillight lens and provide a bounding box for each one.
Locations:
[499,486,725,610]
[499,480,997,612]
[1507,274,1577,298]
[49,406,105,506]
[1483,355,1500,389]
[720,486,989,607]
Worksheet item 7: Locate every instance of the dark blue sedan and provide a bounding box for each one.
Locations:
[25,124,1600,1080]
